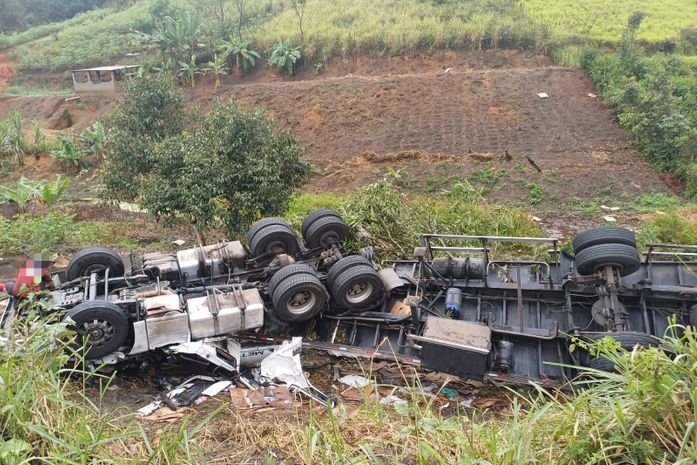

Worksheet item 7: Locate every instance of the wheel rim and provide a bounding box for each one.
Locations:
[318,230,340,246]
[288,291,316,315]
[80,319,115,348]
[346,280,373,304]
[82,264,107,277]
[266,240,288,254]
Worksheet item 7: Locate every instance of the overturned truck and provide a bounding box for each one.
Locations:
[3,209,696,385]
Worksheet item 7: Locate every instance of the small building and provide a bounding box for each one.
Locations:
[70,65,140,93]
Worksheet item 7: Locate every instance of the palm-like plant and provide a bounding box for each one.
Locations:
[205,54,229,89]
[267,40,302,76]
[1,111,28,165]
[178,54,201,87]
[217,38,260,75]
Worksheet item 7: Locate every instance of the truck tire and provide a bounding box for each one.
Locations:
[246,217,292,245]
[588,331,659,372]
[303,215,350,249]
[330,264,385,312]
[249,224,299,258]
[65,301,130,359]
[66,247,125,281]
[573,227,637,254]
[326,255,372,291]
[268,263,317,296]
[271,274,327,323]
[301,209,343,237]
[575,243,641,277]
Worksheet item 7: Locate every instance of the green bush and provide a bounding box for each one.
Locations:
[141,100,308,236]
[267,39,302,76]
[102,74,189,200]
[338,179,543,261]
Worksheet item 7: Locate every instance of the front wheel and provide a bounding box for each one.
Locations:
[65,301,130,359]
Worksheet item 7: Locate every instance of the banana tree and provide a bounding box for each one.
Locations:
[179,54,201,88]
[205,54,229,89]
[217,38,260,75]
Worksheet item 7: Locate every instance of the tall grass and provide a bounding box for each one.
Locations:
[14,3,151,72]
[253,0,550,61]
[522,0,697,45]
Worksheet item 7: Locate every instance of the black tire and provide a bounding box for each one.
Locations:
[65,301,130,359]
[246,218,292,245]
[330,264,385,312]
[271,274,327,323]
[575,243,641,277]
[589,356,617,372]
[66,247,125,281]
[326,255,372,291]
[301,209,343,237]
[303,215,350,249]
[249,225,300,258]
[268,263,317,297]
[588,331,659,372]
[573,227,637,254]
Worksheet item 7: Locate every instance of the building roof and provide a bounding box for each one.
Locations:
[71,65,140,73]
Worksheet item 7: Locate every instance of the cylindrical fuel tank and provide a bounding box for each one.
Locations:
[431,257,486,279]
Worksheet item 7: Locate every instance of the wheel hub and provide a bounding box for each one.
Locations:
[288,291,316,314]
[346,281,373,304]
[81,319,114,348]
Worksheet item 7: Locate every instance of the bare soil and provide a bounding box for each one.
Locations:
[0,49,678,226]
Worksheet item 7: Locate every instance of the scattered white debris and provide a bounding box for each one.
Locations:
[172,239,186,246]
[260,337,310,389]
[201,380,233,397]
[655,210,667,215]
[588,93,597,98]
[379,395,407,405]
[537,92,549,99]
[600,205,620,211]
[444,67,453,75]
[603,216,617,222]
[460,397,475,408]
[338,374,372,388]
[532,216,542,222]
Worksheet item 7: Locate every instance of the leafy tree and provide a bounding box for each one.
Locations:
[101,75,189,200]
[233,0,248,39]
[140,101,309,236]
[267,40,302,76]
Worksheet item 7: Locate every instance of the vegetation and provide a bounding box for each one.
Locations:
[0,0,110,34]
[267,39,302,76]
[102,74,308,236]
[0,176,71,209]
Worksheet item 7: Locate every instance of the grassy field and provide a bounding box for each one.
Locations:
[252,0,548,60]
[523,0,697,45]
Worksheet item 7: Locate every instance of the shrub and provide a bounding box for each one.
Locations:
[0,110,28,166]
[101,75,189,200]
[140,100,309,236]
[267,39,302,76]
[50,133,89,171]
[0,176,71,210]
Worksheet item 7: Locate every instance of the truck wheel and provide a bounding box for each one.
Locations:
[301,209,343,237]
[330,264,385,312]
[66,301,130,359]
[326,255,372,291]
[588,331,658,372]
[246,217,292,245]
[575,243,641,277]
[304,215,350,249]
[573,227,637,254]
[272,274,327,323]
[268,263,317,296]
[249,224,299,258]
[66,247,125,281]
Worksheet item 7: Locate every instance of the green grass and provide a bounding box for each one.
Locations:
[1,85,73,96]
[523,0,697,45]
[253,0,549,60]
[13,3,150,72]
